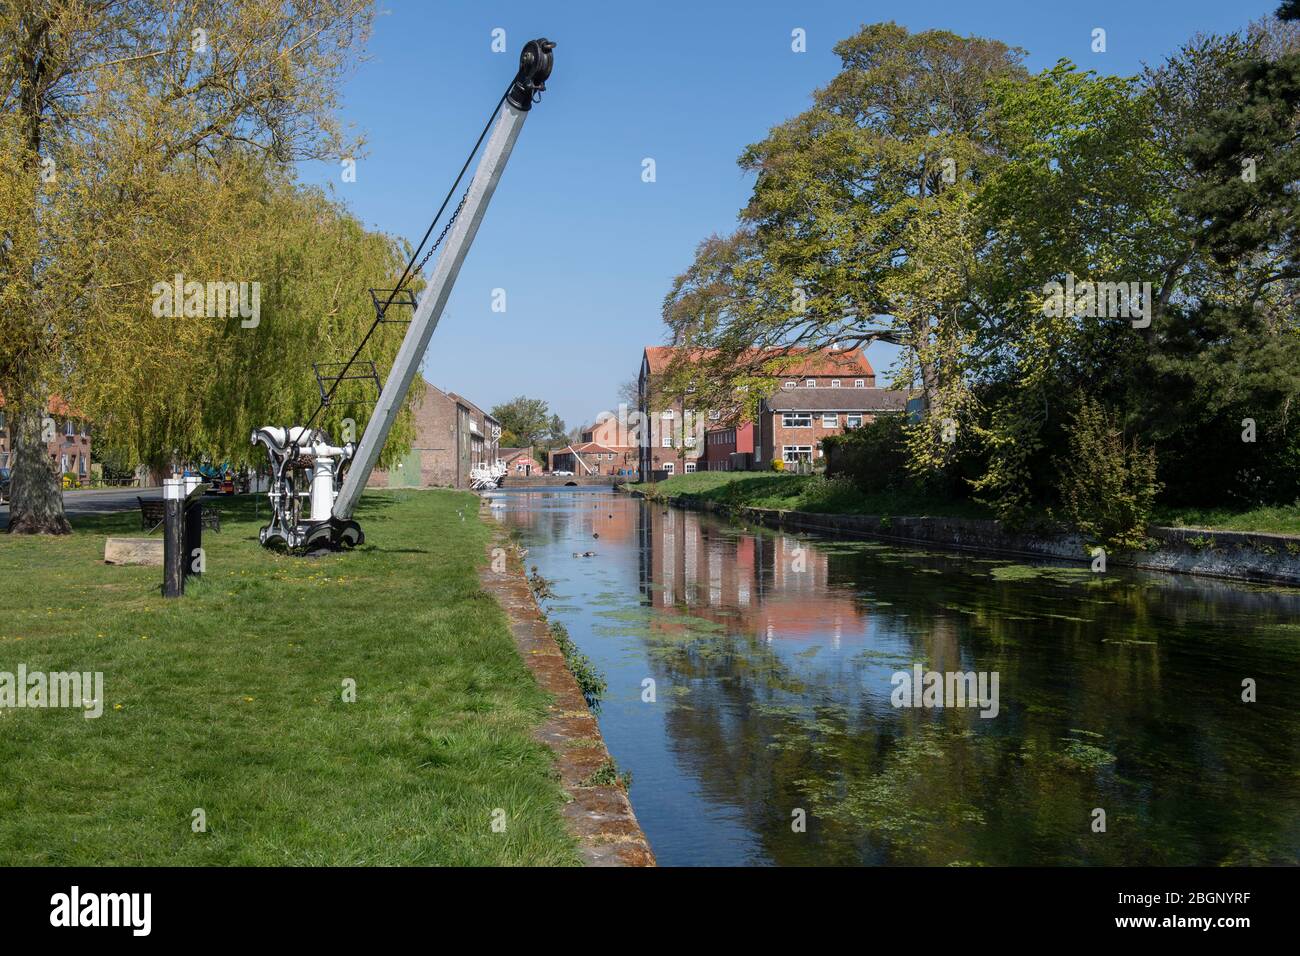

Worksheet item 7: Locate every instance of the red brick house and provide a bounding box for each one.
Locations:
[637,345,880,477]
[0,392,93,483]
[577,413,636,475]
[500,447,537,476]
[755,387,907,469]
[550,442,634,476]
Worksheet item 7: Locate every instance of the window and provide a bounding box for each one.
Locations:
[846,415,863,429]
[782,413,812,428]
[822,413,838,428]
[709,410,721,420]
[782,445,813,463]
[662,435,672,447]
[783,381,796,389]
[805,379,815,388]
[854,379,865,388]
[64,419,74,436]
[663,462,675,475]
[831,379,841,388]
[661,409,674,418]
[685,462,696,473]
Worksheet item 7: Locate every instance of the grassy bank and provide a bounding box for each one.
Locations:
[630,471,991,519]
[634,472,1300,536]
[0,490,578,866]
[1153,503,1300,535]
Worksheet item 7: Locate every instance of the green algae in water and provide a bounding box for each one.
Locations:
[990,564,1095,583]
[1058,739,1118,771]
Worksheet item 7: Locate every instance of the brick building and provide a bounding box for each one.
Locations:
[755,387,906,469]
[500,447,537,476]
[0,393,93,483]
[702,421,754,471]
[637,345,882,477]
[367,380,500,490]
[550,441,635,476]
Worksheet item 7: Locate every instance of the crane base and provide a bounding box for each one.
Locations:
[258,516,364,553]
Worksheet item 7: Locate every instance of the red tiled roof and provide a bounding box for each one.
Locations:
[644,345,874,379]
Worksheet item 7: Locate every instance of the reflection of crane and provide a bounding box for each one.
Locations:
[252,39,556,551]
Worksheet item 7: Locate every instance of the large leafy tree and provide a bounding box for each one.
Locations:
[490,396,566,449]
[661,24,1026,457]
[1,0,376,533]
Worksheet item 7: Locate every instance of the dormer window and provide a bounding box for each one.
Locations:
[805,379,815,388]
[831,379,841,388]
[783,381,795,389]
[854,379,865,388]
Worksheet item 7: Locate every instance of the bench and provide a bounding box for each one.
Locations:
[138,497,221,534]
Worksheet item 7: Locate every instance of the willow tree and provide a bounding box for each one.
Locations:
[1,0,375,533]
[660,23,1026,466]
[70,160,415,476]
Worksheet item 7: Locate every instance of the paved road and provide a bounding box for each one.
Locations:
[0,486,161,530]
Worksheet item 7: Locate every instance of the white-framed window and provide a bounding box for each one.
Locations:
[661,409,674,418]
[64,419,74,436]
[662,434,672,447]
[684,436,696,448]
[846,414,863,429]
[854,379,865,388]
[709,410,721,420]
[822,413,838,428]
[663,462,675,475]
[782,413,812,428]
[805,379,816,388]
[831,379,841,388]
[685,462,696,473]
[783,381,796,389]
[60,453,68,471]
[782,445,813,463]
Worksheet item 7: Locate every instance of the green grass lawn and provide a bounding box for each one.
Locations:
[630,471,991,519]
[0,490,578,866]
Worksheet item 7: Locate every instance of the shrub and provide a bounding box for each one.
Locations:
[547,620,607,709]
[1056,396,1161,552]
[823,415,909,493]
[771,458,785,472]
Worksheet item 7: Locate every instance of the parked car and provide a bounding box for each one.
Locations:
[552,470,574,477]
[0,467,10,502]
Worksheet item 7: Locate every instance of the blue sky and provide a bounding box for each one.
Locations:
[299,0,1279,429]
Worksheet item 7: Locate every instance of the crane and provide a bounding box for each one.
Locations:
[251,38,556,551]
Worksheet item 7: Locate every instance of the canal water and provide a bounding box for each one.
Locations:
[489,487,1300,866]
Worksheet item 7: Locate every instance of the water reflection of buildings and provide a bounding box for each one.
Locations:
[636,501,867,645]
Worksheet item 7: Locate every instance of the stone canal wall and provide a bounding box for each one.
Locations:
[628,490,1300,586]
[477,501,655,866]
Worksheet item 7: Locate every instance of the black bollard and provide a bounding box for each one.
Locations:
[163,478,185,598]
[183,493,203,581]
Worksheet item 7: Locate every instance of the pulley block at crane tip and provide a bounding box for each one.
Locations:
[507,38,556,111]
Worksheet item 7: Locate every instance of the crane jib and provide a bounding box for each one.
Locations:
[250,39,555,552]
